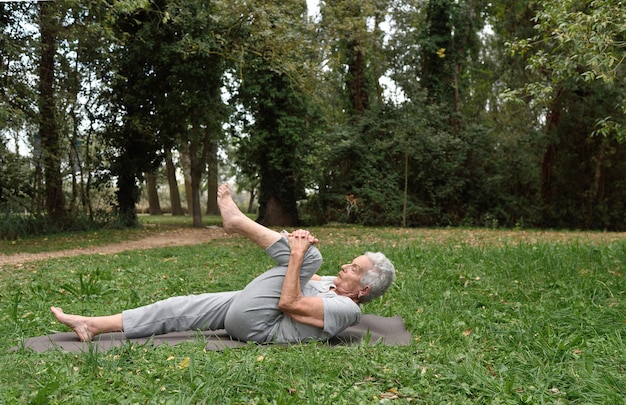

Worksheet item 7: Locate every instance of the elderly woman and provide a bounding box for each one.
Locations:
[51,185,396,344]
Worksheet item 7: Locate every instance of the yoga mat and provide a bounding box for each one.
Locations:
[19,315,411,353]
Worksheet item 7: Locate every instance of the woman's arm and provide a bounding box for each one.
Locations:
[278,230,325,328]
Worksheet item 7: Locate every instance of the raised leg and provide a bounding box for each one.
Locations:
[218,184,282,250]
[50,306,122,341]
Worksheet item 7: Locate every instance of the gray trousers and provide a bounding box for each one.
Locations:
[122,237,321,343]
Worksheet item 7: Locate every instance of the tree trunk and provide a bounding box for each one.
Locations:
[165,149,184,215]
[205,137,219,215]
[257,166,298,227]
[188,140,203,227]
[247,186,256,214]
[186,121,212,228]
[421,0,454,106]
[586,139,607,227]
[39,2,66,223]
[258,195,297,227]
[346,39,369,116]
[34,162,45,213]
[69,136,82,217]
[145,171,162,215]
[541,90,563,206]
[116,160,139,227]
[179,143,193,216]
[83,133,94,221]
[190,173,202,227]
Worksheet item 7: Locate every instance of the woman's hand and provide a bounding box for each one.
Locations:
[287,229,318,255]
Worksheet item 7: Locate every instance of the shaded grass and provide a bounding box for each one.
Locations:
[0,227,625,403]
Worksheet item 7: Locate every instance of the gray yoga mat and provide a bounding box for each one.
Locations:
[20,315,411,353]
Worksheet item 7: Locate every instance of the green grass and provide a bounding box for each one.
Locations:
[1,227,625,403]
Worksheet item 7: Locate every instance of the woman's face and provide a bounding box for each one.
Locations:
[333,255,373,298]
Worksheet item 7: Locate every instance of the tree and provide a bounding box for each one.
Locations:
[230,0,321,226]
[3,0,120,227]
[504,0,626,228]
[104,0,229,227]
[0,141,33,212]
[236,65,311,226]
[1,3,37,139]
[105,2,164,226]
[38,1,66,222]
[205,137,219,216]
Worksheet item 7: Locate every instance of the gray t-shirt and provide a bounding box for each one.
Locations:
[273,273,361,343]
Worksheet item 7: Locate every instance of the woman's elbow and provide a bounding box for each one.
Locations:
[278,298,294,313]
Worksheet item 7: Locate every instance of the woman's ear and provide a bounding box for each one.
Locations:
[359,285,371,298]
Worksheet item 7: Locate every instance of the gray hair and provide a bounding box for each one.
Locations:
[359,251,396,304]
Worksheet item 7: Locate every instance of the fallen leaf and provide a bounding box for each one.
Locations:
[462,328,473,336]
[380,393,399,399]
[178,357,190,369]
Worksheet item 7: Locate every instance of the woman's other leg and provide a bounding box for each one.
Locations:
[50,291,239,341]
[50,306,122,342]
[122,291,239,338]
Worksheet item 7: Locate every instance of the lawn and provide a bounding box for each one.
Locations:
[1,225,625,404]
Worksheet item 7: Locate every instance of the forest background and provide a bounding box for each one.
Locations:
[1,0,626,238]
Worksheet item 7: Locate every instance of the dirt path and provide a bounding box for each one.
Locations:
[0,227,228,267]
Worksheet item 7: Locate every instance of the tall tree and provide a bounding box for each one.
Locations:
[163,0,229,227]
[38,1,66,222]
[236,67,310,226]
[505,0,626,228]
[106,2,163,227]
[230,0,321,226]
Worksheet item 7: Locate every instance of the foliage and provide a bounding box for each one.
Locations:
[0,209,119,241]
[1,228,625,403]
[536,81,626,230]
[532,0,626,85]
[506,0,626,142]
[2,0,626,231]
[0,142,33,210]
[0,2,38,131]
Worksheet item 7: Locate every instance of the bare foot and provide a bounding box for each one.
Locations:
[217,184,246,234]
[50,306,97,342]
